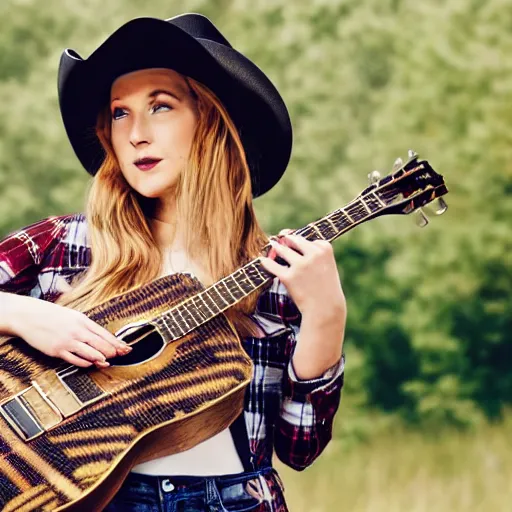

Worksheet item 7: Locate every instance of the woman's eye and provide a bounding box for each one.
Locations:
[152,103,172,113]
[112,107,127,120]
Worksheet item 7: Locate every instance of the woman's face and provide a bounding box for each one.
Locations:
[110,68,197,199]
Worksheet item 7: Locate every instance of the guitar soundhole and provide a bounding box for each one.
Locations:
[108,326,165,367]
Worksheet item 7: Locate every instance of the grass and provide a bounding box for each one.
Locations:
[276,411,512,511]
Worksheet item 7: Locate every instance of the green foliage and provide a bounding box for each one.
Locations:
[0,0,510,430]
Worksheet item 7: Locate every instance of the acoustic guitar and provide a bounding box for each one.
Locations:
[0,152,447,511]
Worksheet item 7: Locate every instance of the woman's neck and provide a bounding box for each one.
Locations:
[148,216,186,252]
[149,196,183,246]
[152,195,178,225]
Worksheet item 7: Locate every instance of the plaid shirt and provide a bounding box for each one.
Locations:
[0,213,345,511]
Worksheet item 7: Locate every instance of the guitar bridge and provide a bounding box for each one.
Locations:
[0,382,62,441]
[0,368,109,442]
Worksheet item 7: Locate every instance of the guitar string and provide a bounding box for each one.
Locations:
[58,164,423,375]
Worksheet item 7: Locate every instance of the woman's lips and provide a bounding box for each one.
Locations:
[135,159,162,171]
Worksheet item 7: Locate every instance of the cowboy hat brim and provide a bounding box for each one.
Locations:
[58,16,292,197]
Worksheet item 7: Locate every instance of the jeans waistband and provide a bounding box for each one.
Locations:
[127,466,274,493]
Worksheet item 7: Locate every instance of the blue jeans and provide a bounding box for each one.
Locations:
[103,468,273,512]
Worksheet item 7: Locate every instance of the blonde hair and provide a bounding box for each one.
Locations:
[55,74,270,336]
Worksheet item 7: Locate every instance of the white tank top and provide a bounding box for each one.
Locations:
[131,246,244,476]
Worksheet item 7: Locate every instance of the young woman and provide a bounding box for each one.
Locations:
[0,13,346,512]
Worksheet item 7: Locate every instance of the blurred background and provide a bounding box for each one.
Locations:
[0,0,510,510]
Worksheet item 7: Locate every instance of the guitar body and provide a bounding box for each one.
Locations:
[0,273,253,512]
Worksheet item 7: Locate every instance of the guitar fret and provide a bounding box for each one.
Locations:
[316,218,338,240]
[222,280,236,304]
[218,280,237,304]
[361,198,372,214]
[158,314,185,339]
[343,209,354,222]
[362,194,382,213]
[299,225,315,241]
[190,296,209,321]
[196,295,212,318]
[310,223,324,240]
[179,305,198,330]
[174,307,193,331]
[162,315,184,336]
[193,295,211,320]
[169,315,186,336]
[224,275,246,300]
[199,292,218,315]
[373,191,386,206]
[231,271,249,296]
[155,316,170,338]
[249,264,268,285]
[345,203,360,222]
[199,296,214,319]
[334,209,353,227]
[326,216,338,231]
[346,200,370,223]
[244,266,260,287]
[210,286,230,308]
[239,267,258,292]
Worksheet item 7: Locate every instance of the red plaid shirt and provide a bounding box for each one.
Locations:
[0,213,345,511]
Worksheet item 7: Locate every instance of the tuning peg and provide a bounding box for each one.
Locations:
[393,157,404,171]
[433,197,448,215]
[415,208,429,227]
[424,197,448,217]
[368,170,381,185]
[408,149,418,159]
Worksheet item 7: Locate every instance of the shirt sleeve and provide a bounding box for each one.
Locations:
[255,278,345,471]
[0,216,68,296]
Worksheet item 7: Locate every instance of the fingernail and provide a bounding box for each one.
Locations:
[120,346,133,353]
[96,361,110,367]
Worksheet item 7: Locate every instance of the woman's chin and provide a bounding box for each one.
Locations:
[136,189,166,199]
[133,182,177,199]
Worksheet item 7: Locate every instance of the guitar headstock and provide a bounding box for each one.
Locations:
[361,150,448,226]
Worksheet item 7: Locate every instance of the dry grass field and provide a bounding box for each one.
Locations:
[277,411,512,512]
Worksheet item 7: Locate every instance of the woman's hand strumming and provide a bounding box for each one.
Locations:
[4,294,132,368]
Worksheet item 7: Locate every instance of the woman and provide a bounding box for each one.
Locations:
[0,13,346,512]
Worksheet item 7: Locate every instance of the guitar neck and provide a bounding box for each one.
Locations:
[292,192,384,243]
[153,193,382,341]
[153,156,447,340]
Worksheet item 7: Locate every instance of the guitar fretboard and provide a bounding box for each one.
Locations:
[154,191,386,340]
[153,262,272,340]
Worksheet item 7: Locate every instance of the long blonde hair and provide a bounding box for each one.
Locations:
[55,74,270,335]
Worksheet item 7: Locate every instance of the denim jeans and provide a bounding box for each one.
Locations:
[103,467,273,512]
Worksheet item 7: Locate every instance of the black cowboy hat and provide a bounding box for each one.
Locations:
[57,13,293,198]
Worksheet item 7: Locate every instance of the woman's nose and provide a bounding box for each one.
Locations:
[129,114,152,147]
